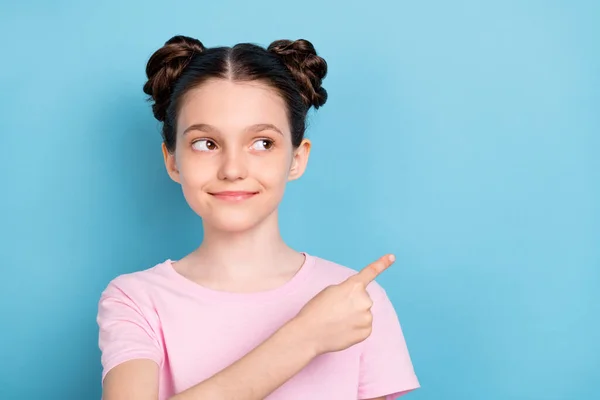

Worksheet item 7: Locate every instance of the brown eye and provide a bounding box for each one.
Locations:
[251,139,274,151]
[192,139,218,151]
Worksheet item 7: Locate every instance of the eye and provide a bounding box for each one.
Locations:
[192,139,218,151]
[251,139,274,151]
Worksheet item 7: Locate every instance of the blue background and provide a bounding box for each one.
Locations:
[1,1,598,399]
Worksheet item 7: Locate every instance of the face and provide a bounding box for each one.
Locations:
[162,79,311,233]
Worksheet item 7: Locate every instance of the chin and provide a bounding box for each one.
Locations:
[187,191,282,234]
[202,211,268,233]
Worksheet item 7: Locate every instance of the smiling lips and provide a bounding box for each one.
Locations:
[209,191,259,202]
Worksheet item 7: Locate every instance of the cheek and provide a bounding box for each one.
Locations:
[176,153,214,186]
[254,153,292,186]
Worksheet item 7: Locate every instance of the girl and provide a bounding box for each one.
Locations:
[97,35,419,400]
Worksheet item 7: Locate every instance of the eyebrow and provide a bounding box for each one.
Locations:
[182,123,284,136]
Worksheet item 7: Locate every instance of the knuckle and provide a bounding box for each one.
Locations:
[359,293,373,308]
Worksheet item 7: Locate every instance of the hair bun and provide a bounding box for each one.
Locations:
[143,35,206,122]
[268,39,328,109]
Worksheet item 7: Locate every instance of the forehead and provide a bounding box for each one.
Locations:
[177,79,290,135]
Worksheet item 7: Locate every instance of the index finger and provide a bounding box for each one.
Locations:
[353,254,395,286]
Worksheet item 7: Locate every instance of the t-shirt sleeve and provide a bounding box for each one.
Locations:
[357,283,420,399]
[97,276,164,384]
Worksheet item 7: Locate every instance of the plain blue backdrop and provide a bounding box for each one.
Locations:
[1,0,598,399]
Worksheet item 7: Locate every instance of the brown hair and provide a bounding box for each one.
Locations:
[142,35,328,152]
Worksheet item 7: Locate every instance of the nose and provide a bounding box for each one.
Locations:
[217,147,248,181]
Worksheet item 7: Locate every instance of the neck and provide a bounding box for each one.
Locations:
[193,209,296,280]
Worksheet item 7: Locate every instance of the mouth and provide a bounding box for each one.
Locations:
[209,191,259,202]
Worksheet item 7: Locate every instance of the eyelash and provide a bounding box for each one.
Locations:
[191,138,275,152]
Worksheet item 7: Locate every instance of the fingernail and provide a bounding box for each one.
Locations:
[388,254,396,262]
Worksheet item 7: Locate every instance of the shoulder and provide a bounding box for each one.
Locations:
[99,260,171,304]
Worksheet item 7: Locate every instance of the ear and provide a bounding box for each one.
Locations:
[162,142,181,183]
[288,138,311,181]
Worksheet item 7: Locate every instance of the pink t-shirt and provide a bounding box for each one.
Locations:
[97,253,420,399]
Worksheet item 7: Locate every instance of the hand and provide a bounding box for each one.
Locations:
[295,254,395,355]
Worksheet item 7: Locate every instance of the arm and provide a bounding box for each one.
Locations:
[103,360,159,400]
[173,316,316,399]
[103,317,316,400]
